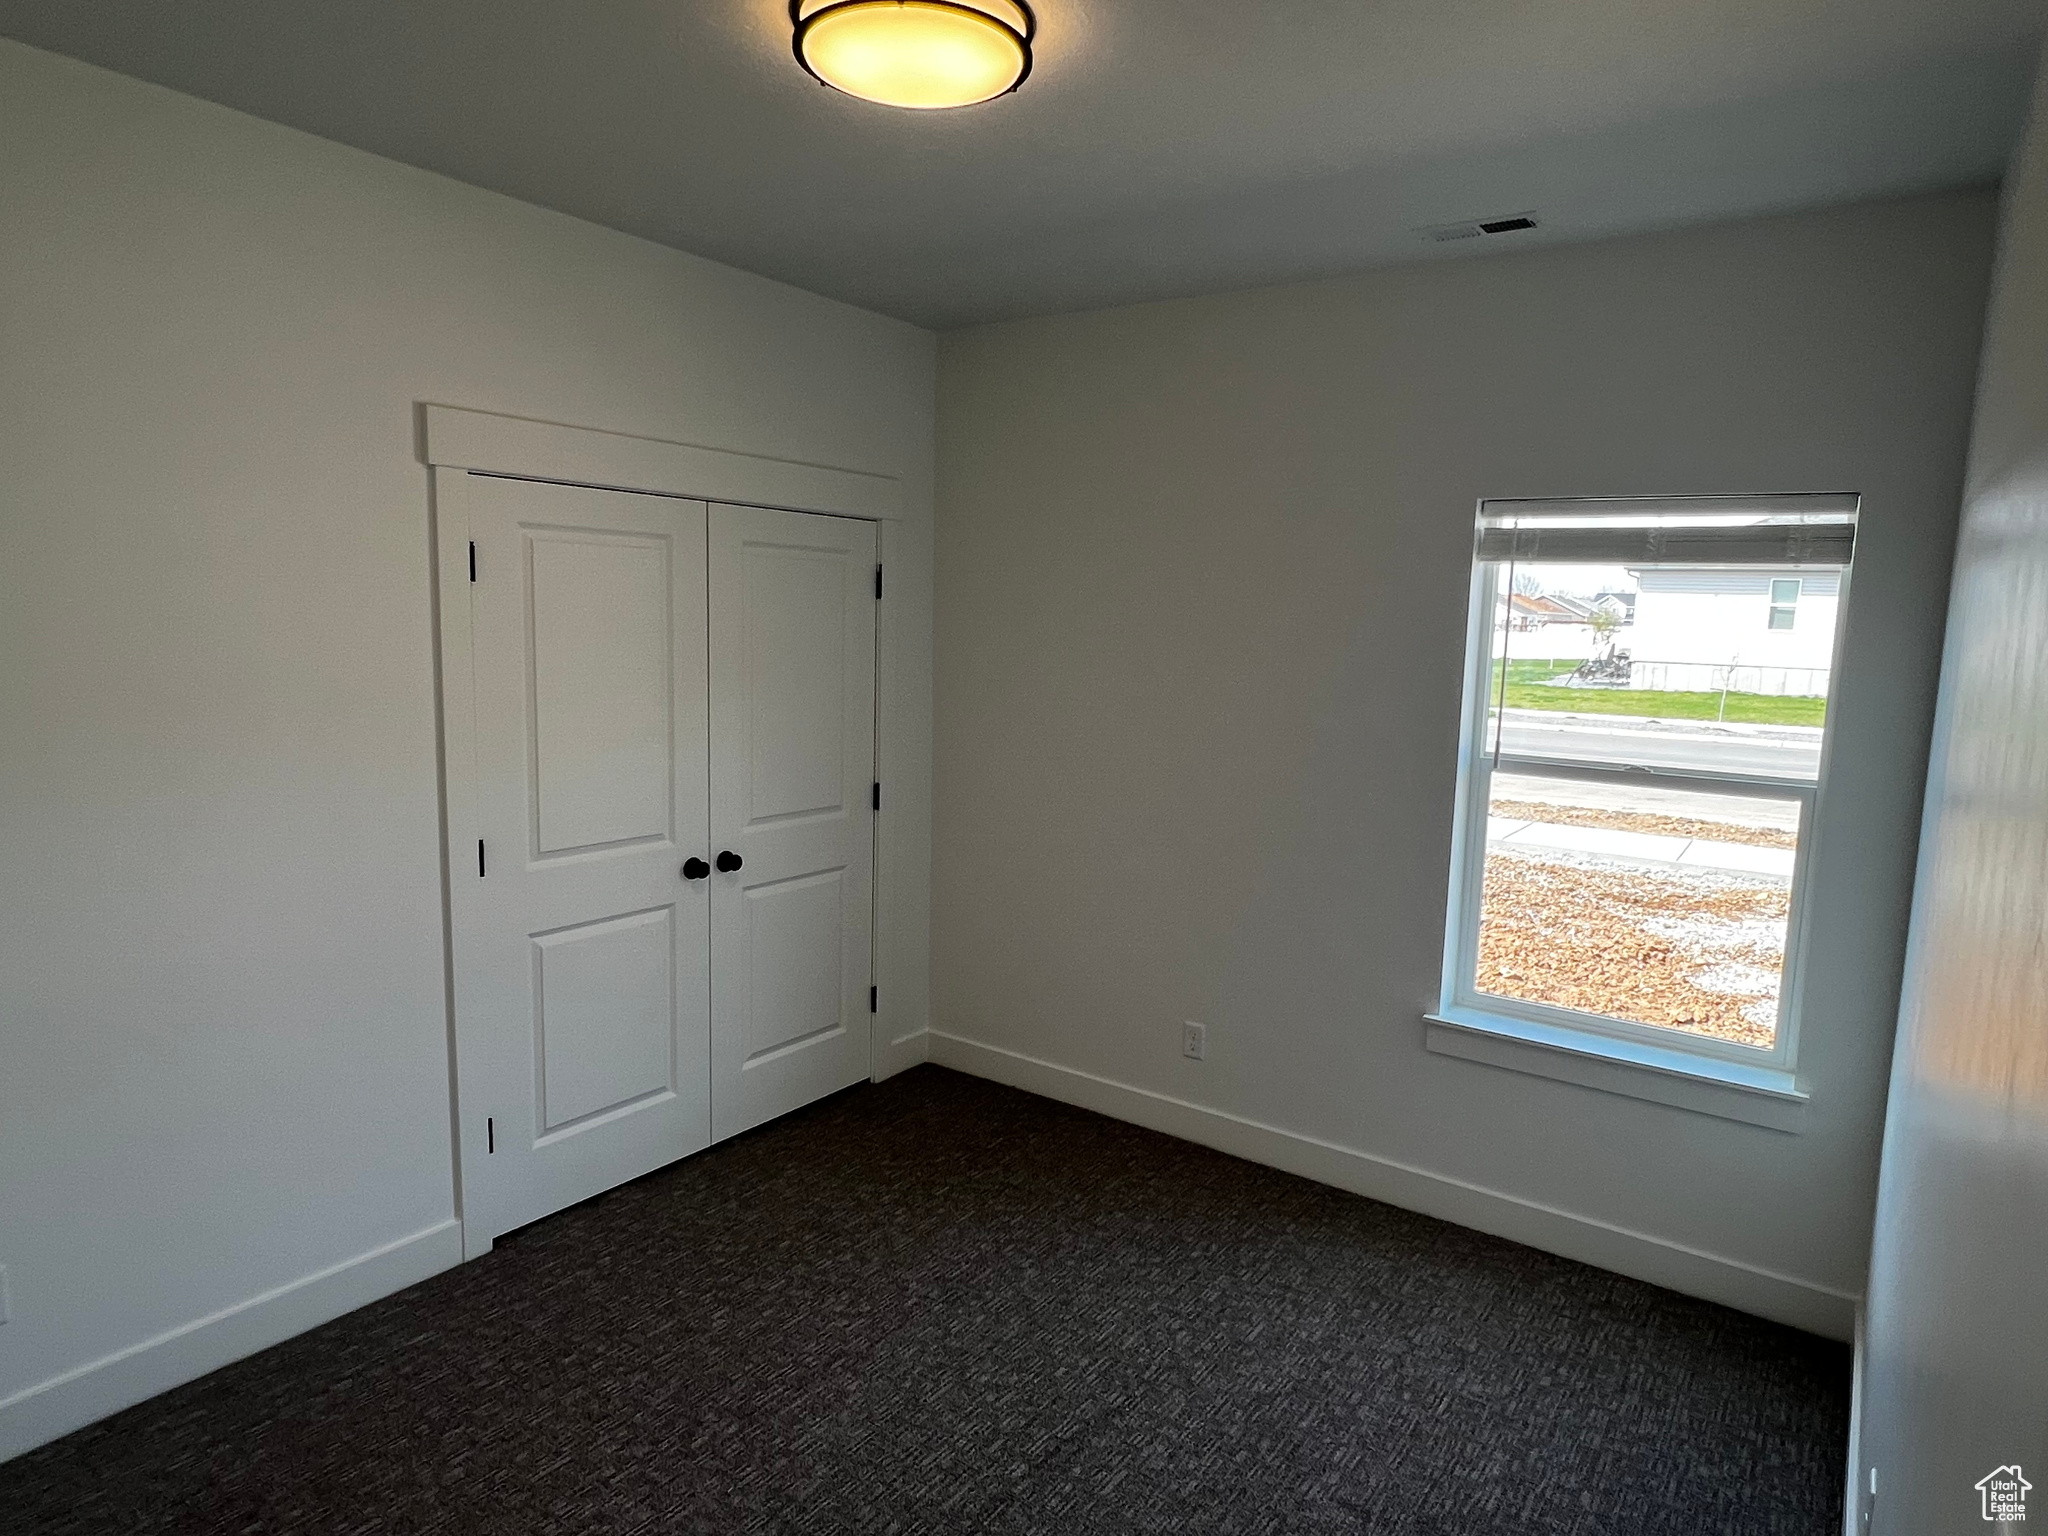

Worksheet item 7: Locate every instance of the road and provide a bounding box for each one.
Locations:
[1494,708,1822,781]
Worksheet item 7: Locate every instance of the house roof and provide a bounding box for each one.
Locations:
[1502,592,1596,621]
[1502,592,1577,620]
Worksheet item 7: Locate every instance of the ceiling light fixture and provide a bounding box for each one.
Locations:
[791,0,1034,110]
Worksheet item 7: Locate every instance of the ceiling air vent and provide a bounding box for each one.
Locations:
[1418,212,1540,243]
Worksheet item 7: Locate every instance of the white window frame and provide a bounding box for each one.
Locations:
[1769,576,1801,630]
[1431,497,1855,1126]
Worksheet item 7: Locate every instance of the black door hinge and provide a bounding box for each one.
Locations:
[874,564,882,600]
[487,1116,495,1154]
[871,781,881,810]
[468,541,476,582]
[869,985,878,1013]
[478,839,486,877]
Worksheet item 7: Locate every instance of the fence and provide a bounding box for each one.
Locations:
[1503,638,1833,697]
[1625,660,1831,697]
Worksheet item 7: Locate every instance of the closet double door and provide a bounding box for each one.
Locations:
[441,472,877,1256]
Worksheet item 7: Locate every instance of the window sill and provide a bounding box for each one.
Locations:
[1424,1006,1808,1132]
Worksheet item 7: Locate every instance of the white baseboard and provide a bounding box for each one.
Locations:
[928,1032,1857,1340]
[875,1027,930,1082]
[0,1218,464,1463]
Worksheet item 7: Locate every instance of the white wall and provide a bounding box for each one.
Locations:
[0,39,933,1458]
[1857,40,2048,1536]
[933,191,1995,1336]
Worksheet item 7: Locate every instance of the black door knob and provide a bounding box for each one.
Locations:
[715,849,743,873]
[681,856,710,880]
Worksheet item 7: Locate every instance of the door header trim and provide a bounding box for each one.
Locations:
[419,404,902,520]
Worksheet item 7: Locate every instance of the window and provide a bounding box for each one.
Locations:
[1437,495,1855,1095]
[1768,577,1800,630]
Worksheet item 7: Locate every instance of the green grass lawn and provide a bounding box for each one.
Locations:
[1491,659,1827,727]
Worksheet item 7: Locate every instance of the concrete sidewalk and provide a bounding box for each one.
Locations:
[1500,706,1825,743]
[1487,815,1796,878]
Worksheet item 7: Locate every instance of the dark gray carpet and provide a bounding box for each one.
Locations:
[2,1066,1849,1534]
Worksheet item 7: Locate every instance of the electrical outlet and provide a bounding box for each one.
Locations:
[1181,1021,1207,1061]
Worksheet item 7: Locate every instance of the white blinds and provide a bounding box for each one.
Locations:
[1476,494,1857,567]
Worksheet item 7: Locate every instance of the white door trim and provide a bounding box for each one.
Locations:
[429,405,913,1256]
[420,404,903,520]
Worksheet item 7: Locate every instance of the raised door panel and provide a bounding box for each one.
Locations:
[743,546,848,822]
[534,906,676,1132]
[743,870,847,1063]
[529,533,673,855]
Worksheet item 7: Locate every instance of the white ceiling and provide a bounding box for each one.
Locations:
[1,0,2038,327]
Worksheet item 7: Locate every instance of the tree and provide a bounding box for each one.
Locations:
[1588,605,1622,657]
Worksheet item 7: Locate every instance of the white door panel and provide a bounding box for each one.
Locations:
[443,471,711,1255]
[741,870,847,1061]
[743,547,851,820]
[534,906,676,1131]
[709,504,877,1140]
[528,534,674,854]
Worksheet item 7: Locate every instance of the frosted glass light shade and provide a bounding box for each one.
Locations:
[792,0,1034,110]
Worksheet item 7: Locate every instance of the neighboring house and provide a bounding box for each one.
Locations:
[1626,567,1840,695]
[1494,590,1634,661]
[1505,590,1634,630]
[1497,590,1588,632]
